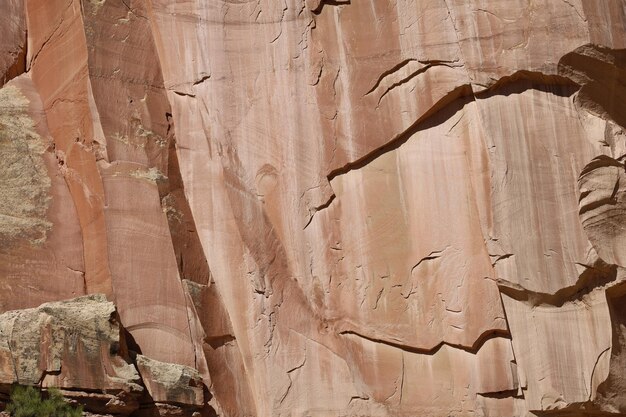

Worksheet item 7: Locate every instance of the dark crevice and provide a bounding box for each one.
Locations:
[411,247,449,271]
[37,369,62,387]
[579,196,619,216]
[491,253,515,267]
[311,0,351,14]
[1,30,27,87]
[474,70,579,98]
[120,326,143,356]
[340,327,510,356]
[327,84,474,181]
[158,140,204,371]
[192,75,211,86]
[303,194,336,230]
[531,405,625,417]
[365,59,461,97]
[578,155,624,215]
[54,386,128,395]
[497,260,617,307]
[204,335,236,350]
[375,63,460,106]
[364,59,417,95]
[173,91,196,98]
[477,389,523,399]
[160,134,212,286]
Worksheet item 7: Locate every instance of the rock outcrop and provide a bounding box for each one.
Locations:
[0,295,212,416]
[1,0,626,416]
[135,355,205,416]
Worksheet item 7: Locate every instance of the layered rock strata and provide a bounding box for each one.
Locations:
[1,0,626,416]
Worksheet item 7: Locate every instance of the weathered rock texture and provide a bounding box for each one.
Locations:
[1,1,626,416]
[0,295,210,417]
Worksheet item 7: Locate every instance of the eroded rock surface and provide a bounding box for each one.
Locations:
[0,295,213,417]
[136,355,204,407]
[1,1,626,416]
[0,295,143,415]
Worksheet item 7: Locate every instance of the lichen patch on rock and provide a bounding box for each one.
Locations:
[0,85,51,246]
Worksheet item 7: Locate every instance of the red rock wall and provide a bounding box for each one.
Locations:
[1,1,626,416]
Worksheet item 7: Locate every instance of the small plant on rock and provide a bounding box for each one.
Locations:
[6,386,82,417]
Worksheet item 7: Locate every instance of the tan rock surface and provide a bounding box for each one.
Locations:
[1,1,626,416]
[135,355,204,407]
[0,295,143,414]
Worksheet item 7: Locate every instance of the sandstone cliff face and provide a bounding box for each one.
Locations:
[1,1,626,416]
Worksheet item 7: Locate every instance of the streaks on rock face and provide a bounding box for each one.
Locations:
[3,0,626,416]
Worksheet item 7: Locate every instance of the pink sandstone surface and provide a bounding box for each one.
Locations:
[1,1,626,416]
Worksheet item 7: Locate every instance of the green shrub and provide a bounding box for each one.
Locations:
[6,386,82,417]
